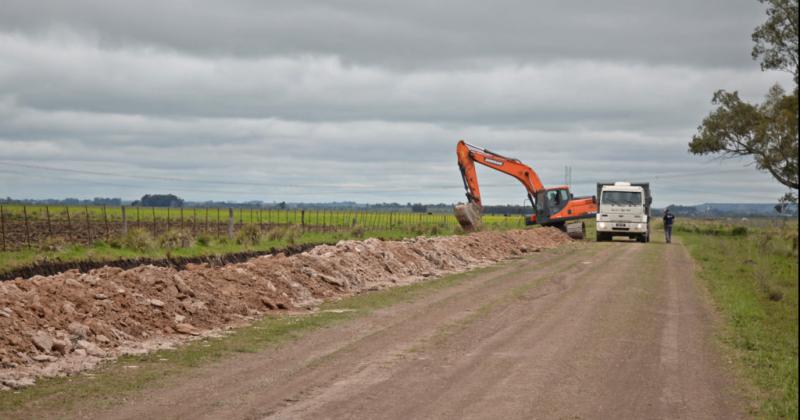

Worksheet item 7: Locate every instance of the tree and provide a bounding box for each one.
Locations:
[690,0,798,200]
[690,85,798,190]
[411,203,427,213]
[136,194,184,207]
[752,0,799,85]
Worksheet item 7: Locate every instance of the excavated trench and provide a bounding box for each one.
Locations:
[0,228,571,390]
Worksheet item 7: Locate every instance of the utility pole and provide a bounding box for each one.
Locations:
[564,165,573,188]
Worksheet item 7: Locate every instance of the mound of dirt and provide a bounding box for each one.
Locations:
[0,228,570,389]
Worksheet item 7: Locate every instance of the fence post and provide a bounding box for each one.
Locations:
[103,205,110,239]
[192,208,196,234]
[301,209,305,231]
[85,206,92,244]
[228,208,234,239]
[65,207,72,241]
[22,206,31,248]
[166,207,170,231]
[0,205,5,251]
[152,207,157,237]
[180,207,184,230]
[45,206,53,236]
[121,206,128,235]
[216,208,220,238]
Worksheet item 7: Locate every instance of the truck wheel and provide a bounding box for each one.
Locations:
[596,232,606,242]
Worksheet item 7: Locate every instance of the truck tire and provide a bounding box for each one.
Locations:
[596,232,607,242]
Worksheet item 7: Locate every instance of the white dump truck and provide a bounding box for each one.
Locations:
[595,182,652,242]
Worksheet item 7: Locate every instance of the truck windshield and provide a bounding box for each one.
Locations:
[602,191,642,206]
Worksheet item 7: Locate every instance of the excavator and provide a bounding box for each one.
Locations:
[454,140,597,239]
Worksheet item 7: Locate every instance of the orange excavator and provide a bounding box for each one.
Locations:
[454,140,597,238]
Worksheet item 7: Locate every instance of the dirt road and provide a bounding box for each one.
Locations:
[44,239,742,419]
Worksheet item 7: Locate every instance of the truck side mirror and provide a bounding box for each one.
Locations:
[646,197,652,205]
[592,195,597,203]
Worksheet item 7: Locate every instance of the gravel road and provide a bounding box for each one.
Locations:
[41,239,743,419]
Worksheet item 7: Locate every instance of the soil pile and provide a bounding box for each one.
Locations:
[0,228,570,388]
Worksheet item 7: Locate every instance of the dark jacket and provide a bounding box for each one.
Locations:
[663,212,675,226]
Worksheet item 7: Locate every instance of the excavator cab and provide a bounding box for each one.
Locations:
[526,187,572,226]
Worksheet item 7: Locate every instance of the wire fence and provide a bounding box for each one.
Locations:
[0,205,525,251]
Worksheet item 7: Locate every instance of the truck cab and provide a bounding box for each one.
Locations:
[595,182,652,242]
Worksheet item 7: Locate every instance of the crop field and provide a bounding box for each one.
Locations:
[0,204,525,252]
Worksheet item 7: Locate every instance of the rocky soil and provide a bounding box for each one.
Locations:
[0,228,570,390]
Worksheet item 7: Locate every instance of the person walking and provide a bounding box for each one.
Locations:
[662,208,675,243]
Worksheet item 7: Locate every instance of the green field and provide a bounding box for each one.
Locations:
[677,218,798,419]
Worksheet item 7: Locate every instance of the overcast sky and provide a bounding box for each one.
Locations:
[0,0,794,206]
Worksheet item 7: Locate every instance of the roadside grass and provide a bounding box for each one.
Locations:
[678,219,798,419]
[0,259,511,415]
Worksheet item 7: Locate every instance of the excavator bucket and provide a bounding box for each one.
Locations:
[454,203,482,231]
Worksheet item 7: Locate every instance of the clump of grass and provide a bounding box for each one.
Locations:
[349,225,365,238]
[159,229,194,249]
[731,226,748,236]
[282,225,301,245]
[196,233,212,247]
[266,226,286,241]
[120,228,156,251]
[236,224,262,246]
[38,236,68,252]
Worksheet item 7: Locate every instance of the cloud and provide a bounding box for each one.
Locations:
[0,1,793,206]
[0,0,771,69]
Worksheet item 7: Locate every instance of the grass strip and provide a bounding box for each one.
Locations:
[679,227,798,419]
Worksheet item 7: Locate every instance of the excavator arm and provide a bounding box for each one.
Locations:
[454,140,597,235]
[457,140,544,209]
